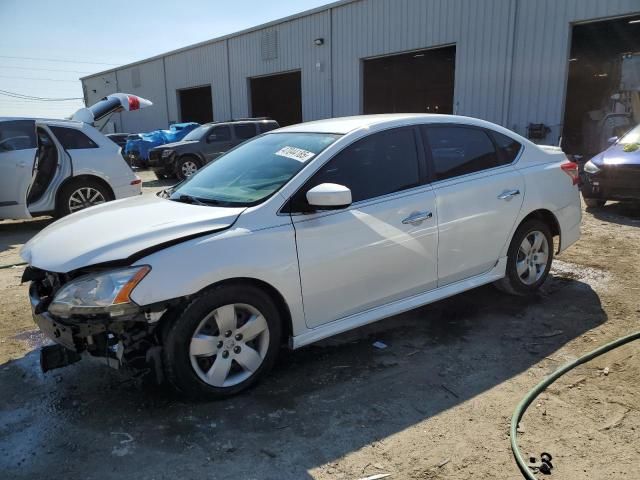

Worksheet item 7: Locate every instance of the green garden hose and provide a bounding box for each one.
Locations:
[511,330,640,479]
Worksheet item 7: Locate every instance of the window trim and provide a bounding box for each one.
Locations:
[282,125,429,215]
[419,123,523,185]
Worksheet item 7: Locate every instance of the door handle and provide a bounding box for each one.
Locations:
[402,211,433,225]
[498,189,521,201]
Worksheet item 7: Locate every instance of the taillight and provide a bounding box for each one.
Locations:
[561,161,579,186]
[130,178,142,186]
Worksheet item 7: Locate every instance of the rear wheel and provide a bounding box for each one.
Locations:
[56,179,112,217]
[175,156,201,181]
[495,219,553,296]
[163,284,282,400]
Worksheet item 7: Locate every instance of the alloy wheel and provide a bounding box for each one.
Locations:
[189,303,270,388]
[516,230,549,285]
[68,187,106,213]
[181,160,199,177]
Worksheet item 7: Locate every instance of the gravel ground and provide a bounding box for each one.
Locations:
[0,171,638,479]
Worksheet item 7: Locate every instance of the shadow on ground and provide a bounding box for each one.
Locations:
[0,274,606,479]
[588,201,640,227]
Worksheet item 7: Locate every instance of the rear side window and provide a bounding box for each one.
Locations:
[491,131,522,163]
[207,125,231,142]
[302,127,421,204]
[49,126,98,149]
[258,122,278,133]
[425,126,501,181]
[234,123,257,140]
[0,120,36,152]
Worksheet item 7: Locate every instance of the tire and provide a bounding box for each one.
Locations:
[56,179,113,217]
[583,196,606,209]
[175,156,201,181]
[162,284,282,400]
[494,219,554,296]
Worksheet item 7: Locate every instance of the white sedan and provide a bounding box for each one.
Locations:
[21,114,581,399]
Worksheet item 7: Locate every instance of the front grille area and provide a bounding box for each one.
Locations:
[600,164,640,189]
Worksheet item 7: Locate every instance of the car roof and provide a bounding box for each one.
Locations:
[275,114,514,135]
[0,116,83,126]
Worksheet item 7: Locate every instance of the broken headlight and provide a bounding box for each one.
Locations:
[48,266,150,318]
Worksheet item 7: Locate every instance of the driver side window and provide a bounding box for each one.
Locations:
[207,125,231,143]
[290,127,421,211]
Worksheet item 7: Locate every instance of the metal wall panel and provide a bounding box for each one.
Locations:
[507,0,640,142]
[227,10,332,121]
[115,59,168,133]
[81,0,640,138]
[164,42,230,123]
[330,0,515,124]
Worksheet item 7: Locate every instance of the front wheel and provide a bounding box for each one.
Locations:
[175,156,201,181]
[162,284,282,399]
[583,196,606,209]
[495,219,553,296]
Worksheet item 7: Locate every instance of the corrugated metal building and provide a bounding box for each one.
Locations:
[81,0,640,152]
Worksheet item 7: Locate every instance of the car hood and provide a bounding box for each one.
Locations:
[593,144,640,167]
[154,140,199,150]
[21,195,244,273]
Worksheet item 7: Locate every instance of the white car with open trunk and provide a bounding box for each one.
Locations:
[21,114,581,399]
[0,93,150,220]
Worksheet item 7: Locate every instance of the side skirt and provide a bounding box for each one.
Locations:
[290,257,507,349]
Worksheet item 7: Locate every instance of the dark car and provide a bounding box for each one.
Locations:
[148,118,279,180]
[581,123,640,208]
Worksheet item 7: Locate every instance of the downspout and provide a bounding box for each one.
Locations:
[162,57,170,126]
[226,38,233,121]
[503,0,519,129]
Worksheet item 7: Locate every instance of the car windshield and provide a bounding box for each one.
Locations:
[170,132,340,206]
[619,124,640,145]
[182,125,210,141]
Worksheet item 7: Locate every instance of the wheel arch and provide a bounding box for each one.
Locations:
[516,208,561,252]
[56,174,115,209]
[160,277,294,347]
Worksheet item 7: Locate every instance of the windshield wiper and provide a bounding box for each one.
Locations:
[172,194,218,206]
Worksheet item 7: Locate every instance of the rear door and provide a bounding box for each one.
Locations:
[232,123,258,146]
[203,125,233,162]
[0,120,37,219]
[422,125,525,286]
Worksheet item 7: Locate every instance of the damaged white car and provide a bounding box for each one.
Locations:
[21,114,581,399]
[0,93,150,219]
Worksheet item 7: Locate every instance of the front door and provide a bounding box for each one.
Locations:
[0,120,37,219]
[203,125,234,162]
[290,127,439,328]
[422,125,525,286]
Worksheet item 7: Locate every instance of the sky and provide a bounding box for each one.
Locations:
[0,0,332,118]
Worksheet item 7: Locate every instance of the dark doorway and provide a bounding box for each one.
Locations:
[363,46,456,115]
[179,86,213,124]
[250,71,302,127]
[562,16,640,156]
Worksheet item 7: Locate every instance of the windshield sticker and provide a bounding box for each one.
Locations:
[275,146,316,162]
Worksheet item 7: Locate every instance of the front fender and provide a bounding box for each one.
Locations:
[130,223,305,336]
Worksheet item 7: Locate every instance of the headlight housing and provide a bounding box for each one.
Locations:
[161,149,174,158]
[583,160,600,174]
[48,266,150,318]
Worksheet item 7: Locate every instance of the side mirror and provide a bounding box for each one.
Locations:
[607,136,619,145]
[306,183,352,210]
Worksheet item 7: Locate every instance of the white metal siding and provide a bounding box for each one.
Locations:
[227,10,332,121]
[115,60,168,133]
[164,42,229,123]
[81,0,640,139]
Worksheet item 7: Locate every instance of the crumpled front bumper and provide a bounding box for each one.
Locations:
[29,282,77,351]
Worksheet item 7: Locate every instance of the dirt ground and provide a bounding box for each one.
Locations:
[0,170,638,480]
